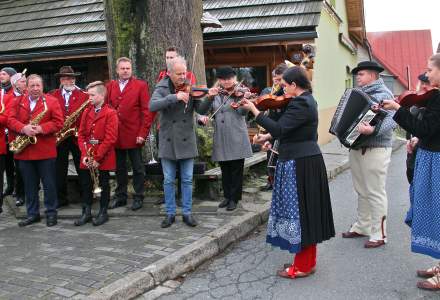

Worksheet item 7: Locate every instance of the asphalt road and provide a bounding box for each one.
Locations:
[159,146,439,300]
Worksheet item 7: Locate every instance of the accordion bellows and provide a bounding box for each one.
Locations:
[329,88,386,148]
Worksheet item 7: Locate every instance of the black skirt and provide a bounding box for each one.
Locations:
[295,154,335,247]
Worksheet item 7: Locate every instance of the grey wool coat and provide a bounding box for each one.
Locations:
[150,78,205,160]
[198,94,252,162]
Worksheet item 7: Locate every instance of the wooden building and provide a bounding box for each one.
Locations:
[0,0,367,143]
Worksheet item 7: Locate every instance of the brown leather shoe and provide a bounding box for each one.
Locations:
[342,231,367,238]
[417,264,440,278]
[417,275,440,290]
[364,240,385,248]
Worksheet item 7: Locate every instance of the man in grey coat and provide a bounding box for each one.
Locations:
[150,56,205,228]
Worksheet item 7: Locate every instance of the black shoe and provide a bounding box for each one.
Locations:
[154,198,165,205]
[182,214,198,227]
[218,198,230,208]
[18,215,41,227]
[226,200,237,211]
[260,183,273,191]
[3,186,13,197]
[161,215,175,228]
[74,206,92,226]
[15,196,25,207]
[92,212,109,226]
[131,199,143,211]
[46,215,57,227]
[108,199,127,209]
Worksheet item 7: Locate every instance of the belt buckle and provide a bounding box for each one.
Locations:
[89,139,99,145]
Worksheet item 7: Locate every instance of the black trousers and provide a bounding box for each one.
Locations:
[0,155,5,203]
[79,169,110,207]
[219,159,245,203]
[19,159,57,218]
[5,142,14,188]
[56,136,81,204]
[115,148,145,201]
[5,142,24,196]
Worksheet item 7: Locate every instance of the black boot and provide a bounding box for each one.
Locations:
[74,206,92,226]
[218,198,230,208]
[0,197,3,214]
[93,198,109,226]
[226,200,238,211]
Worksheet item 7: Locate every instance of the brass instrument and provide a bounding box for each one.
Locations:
[84,142,102,197]
[147,132,157,165]
[56,99,91,145]
[0,89,5,114]
[9,96,48,154]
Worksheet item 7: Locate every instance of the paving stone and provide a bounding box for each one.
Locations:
[10,267,33,274]
[50,287,77,298]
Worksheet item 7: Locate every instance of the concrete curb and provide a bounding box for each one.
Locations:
[89,138,405,300]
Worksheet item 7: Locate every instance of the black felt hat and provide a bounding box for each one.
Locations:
[215,66,236,79]
[351,61,384,74]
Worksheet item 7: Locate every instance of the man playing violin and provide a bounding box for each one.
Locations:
[150,56,206,228]
[198,66,252,211]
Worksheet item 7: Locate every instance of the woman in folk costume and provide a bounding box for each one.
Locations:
[381,53,440,291]
[241,66,335,278]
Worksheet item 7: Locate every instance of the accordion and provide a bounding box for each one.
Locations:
[329,88,386,148]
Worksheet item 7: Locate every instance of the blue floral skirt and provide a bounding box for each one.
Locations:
[408,148,440,259]
[266,155,335,253]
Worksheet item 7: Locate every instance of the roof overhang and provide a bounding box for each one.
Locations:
[204,29,318,47]
[0,44,107,64]
[345,0,366,44]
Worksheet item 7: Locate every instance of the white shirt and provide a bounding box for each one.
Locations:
[119,79,128,92]
[62,88,72,109]
[29,96,38,112]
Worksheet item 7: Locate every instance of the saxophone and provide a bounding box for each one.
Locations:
[9,96,48,154]
[56,99,91,145]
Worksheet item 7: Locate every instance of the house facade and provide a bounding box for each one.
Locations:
[0,0,367,144]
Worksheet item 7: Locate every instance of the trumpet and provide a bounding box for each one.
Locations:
[84,142,102,197]
[147,132,157,165]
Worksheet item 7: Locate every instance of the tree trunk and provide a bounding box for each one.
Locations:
[104,0,206,87]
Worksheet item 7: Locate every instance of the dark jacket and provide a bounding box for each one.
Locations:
[255,91,321,161]
[393,89,440,152]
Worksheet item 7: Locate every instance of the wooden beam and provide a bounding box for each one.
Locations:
[0,52,107,65]
[204,39,314,50]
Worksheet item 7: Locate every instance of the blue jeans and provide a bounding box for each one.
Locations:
[161,158,194,216]
[18,159,58,218]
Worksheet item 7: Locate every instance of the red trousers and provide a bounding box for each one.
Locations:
[289,244,317,275]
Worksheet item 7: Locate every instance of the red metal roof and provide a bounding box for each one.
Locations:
[367,30,433,90]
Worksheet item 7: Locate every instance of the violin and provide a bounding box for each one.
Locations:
[176,81,209,99]
[217,84,250,98]
[396,86,438,108]
[231,93,293,111]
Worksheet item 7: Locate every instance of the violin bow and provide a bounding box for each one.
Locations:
[184,43,198,113]
[209,80,244,121]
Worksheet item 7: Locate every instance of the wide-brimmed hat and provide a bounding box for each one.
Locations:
[216,66,236,79]
[351,61,384,74]
[55,66,81,78]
